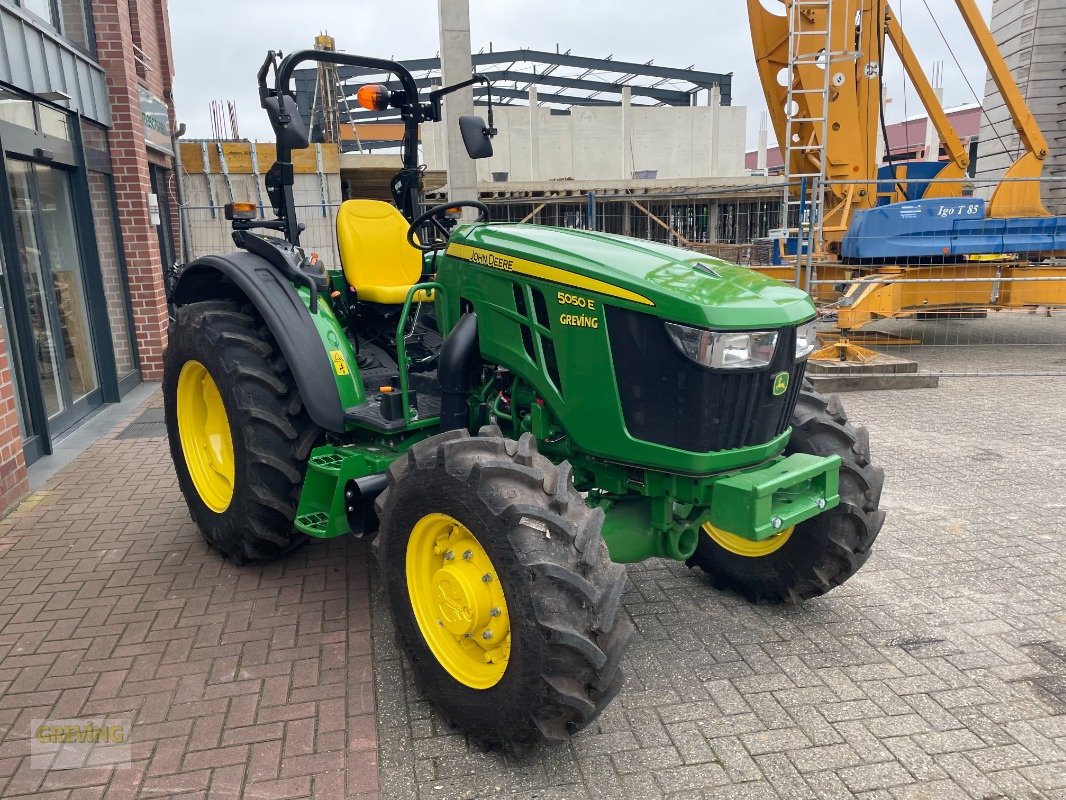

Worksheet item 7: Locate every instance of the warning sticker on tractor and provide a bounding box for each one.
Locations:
[329,350,350,376]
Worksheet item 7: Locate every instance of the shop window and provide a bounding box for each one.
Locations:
[82,122,137,379]
[87,172,137,378]
[7,161,66,418]
[34,165,99,405]
[0,233,32,440]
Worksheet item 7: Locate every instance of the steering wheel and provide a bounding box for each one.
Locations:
[407,201,490,252]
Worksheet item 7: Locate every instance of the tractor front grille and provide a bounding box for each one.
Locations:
[605,305,806,453]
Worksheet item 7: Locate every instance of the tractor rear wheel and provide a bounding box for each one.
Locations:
[374,429,632,751]
[164,300,322,564]
[688,381,885,603]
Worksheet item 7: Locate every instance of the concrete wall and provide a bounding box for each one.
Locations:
[977,0,1066,214]
[423,99,748,182]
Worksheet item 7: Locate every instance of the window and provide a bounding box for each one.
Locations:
[16,0,95,57]
[19,0,55,25]
[0,229,33,439]
[55,0,95,56]
[83,122,138,379]
[87,172,136,378]
[38,106,70,141]
[0,90,74,145]
[0,90,35,130]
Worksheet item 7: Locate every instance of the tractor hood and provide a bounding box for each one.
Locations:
[447,223,814,329]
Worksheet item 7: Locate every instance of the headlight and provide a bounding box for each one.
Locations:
[665,323,778,369]
[795,320,817,360]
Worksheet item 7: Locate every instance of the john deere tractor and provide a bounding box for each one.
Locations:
[164,49,885,751]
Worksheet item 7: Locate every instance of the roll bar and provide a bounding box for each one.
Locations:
[266,50,422,171]
[253,49,491,245]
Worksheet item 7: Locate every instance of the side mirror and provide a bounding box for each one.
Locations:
[459,116,493,160]
[263,94,310,150]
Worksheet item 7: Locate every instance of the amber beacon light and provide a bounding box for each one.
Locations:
[356,84,391,111]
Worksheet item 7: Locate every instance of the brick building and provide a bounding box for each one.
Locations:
[0,0,176,512]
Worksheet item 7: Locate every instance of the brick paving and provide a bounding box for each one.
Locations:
[0,373,1063,799]
[374,376,1066,800]
[0,394,379,799]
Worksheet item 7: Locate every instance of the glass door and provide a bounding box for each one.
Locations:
[6,158,101,434]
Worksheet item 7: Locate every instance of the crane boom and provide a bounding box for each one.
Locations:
[951,0,1050,217]
[883,6,968,174]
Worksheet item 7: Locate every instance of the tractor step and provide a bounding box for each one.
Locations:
[294,445,402,538]
[345,391,442,432]
[294,511,330,536]
[346,370,443,434]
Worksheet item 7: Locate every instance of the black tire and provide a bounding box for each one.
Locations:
[687,381,886,602]
[373,428,633,751]
[164,300,322,564]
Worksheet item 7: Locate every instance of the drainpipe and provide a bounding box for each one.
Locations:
[170,122,193,263]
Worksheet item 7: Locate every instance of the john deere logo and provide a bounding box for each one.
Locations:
[772,372,790,396]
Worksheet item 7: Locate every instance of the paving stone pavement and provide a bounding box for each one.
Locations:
[372,376,1066,800]
[0,395,380,800]
[0,371,1062,799]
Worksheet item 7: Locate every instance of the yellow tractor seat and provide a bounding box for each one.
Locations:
[336,199,433,304]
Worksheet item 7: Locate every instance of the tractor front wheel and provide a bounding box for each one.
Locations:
[688,382,886,602]
[374,429,633,751]
[164,300,322,564]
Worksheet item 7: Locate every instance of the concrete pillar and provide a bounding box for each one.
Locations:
[925,71,945,162]
[708,200,720,243]
[529,85,539,182]
[708,85,721,178]
[874,91,889,168]
[437,0,479,215]
[757,112,769,173]
[622,85,633,180]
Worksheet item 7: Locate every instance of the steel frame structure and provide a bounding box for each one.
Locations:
[293,48,732,150]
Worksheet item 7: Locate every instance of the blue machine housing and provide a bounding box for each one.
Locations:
[876,162,951,203]
[841,197,1066,262]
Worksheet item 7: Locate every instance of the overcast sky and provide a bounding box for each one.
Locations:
[170,0,995,150]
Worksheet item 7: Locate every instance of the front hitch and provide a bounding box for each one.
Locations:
[594,453,841,564]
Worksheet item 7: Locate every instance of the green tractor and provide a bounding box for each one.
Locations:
[164,49,885,751]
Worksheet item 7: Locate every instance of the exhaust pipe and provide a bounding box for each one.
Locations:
[438,312,480,432]
[344,474,390,537]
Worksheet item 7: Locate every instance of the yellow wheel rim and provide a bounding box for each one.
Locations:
[176,360,235,513]
[702,522,794,558]
[406,513,511,689]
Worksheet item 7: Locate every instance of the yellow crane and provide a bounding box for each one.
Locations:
[747,0,1065,342]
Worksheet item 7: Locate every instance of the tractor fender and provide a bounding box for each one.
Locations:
[437,312,480,431]
[172,252,348,433]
